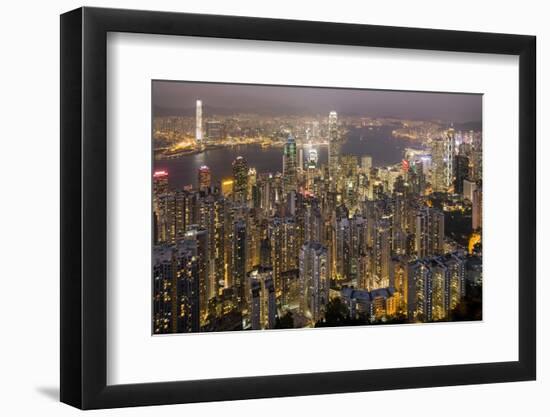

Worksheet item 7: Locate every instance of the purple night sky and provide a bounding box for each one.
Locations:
[153,80,482,123]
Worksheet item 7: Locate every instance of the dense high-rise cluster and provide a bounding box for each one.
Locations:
[153,108,483,334]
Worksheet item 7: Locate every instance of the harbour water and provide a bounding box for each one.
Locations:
[154,125,422,189]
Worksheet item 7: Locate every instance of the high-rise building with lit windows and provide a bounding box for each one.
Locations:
[471,134,483,182]
[156,193,176,244]
[247,168,257,205]
[334,215,351,281]
[183,226,209,326]
[463,179,477,202]
[361,155,373,173]
[152,243,200,334]
[206,120,225,141]
[454,154,469,194]
[152,245,175,334]
[299,242,329,323]
[232,156,248,204]
[250,279,262,330]
[445,253,466,314]
[407,253,466,323]
[308,148,318,168]
[198,165,211,191]
[195,99,203,142]
[472,183,483,230]
[153,170,169,195]
[415,207,444,258]
[174,243,200,333]
[371,218,391,289]
[328,111,340,187]
[221,179,233,197]
[269,217,298,297]
[444,127,456,188]
[341,287,396,321]
[390,257,408,315]
[248,268,276,330]
[431,128,456,192]
[232,219,247,308]
[407,260,432,322]
[283,134,297,195]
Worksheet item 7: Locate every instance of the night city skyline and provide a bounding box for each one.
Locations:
[152,81,483,335]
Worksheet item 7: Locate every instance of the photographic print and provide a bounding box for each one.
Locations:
[152,81,483,335]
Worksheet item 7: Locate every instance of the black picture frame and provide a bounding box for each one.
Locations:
[60,6,536,410]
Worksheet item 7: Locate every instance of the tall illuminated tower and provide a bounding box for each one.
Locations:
[431,127,456,192]
[153,170,169,244]
[232,156,248,204]
[195,99,203,142]
[197,165,211,191]
[283,134,297,195]
[431,139,446,192]
[443,127,456,189]
[328,111,340,186]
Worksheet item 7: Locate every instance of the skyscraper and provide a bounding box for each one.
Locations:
[283,134,297,195]
[431,128,456,192]
[206,120,225,141]
[183,226,209,326]
[152,243,200,334]
[299,242,329,323]
[415,207,445,258]
[454,154,469,194]
[156,193,176,244]
[248,268,276,330]
[361,155,372,173]
[443,127,456,189]
[371,218,391,289]
[269,217,298,298]
[463,179,477,202]
[471,133,483,182]
[198,165,211,191]
[232,219,247,308]
[247,168,257,206]
[153,170,169,195]
[308,148,318,168]
[232,156,248,204]
[250,279,262,330]
[174,243,200,333]
[152,245,175,334]
[407,253,466,322]
[221,179,233,197]
[334,215,351,280]
[328,111,340,187]
[259,237,272,268]
[195,99,203,142]
[407,260,432,322]
[430,140,446,192]
[472,183,483,230]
